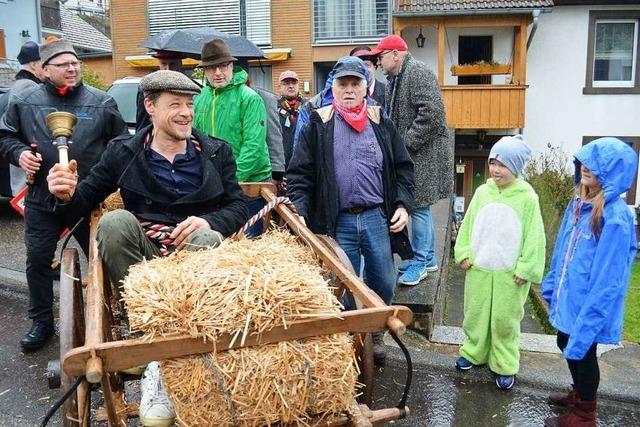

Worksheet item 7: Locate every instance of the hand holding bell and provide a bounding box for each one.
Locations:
[46,111,77,168]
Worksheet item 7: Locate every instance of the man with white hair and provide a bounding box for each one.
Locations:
[287,56,415,363]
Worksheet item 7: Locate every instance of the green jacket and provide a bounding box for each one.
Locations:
[454,178,546,284]
[193,67,271,182]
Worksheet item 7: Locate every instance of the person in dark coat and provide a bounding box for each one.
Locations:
[287,57,414,363]
[371,35,453,286]
[350,45,386,108]
[0,39,127,352]
[0,41,45,195]
[277,70,306,167]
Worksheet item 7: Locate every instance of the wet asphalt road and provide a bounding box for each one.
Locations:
[1,287,640,426]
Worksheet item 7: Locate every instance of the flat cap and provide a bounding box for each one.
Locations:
[140,70,201,97]
[40,39,77,66]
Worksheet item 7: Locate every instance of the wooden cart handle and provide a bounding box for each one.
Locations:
[386,316,406,336]
[85,356,103,384]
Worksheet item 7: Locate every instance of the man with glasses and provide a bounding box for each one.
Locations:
[193,39,271,237]
[349,46,386,108]
[277,70,306,167]
[0,39,127,351]
[370,35,453,286]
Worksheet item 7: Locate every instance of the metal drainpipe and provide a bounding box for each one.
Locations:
[34,0,43,42]
[527,9,541,50]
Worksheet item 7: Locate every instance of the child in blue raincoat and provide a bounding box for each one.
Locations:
[542,137,638,427]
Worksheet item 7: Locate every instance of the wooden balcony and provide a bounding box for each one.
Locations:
[441,84,527,129]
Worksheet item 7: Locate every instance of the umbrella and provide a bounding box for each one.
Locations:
[143,27,265,60]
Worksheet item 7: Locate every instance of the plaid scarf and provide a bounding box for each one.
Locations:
[332,99,367,133]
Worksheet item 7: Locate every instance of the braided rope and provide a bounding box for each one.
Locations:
[232,196,296,239]
[139,221,176,256]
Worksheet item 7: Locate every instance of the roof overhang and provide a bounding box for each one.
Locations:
[393,7,553,17]
[125,48,292,68]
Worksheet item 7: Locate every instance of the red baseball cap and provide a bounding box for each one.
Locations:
[279,70,299,82]
[369,35,408,55]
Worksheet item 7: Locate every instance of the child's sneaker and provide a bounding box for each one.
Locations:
[397,259,415,273]
[139,362,175,427]
[495,374,515,390]
[398,264,428,286]
[455,356,474,370]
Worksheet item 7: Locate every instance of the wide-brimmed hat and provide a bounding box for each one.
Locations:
[199,39,237,68]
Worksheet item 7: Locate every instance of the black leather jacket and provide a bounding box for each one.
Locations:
[0,79,127,210]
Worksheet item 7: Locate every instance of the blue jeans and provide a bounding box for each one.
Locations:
[335,207,396,306]
[411,206,436,267]
[245,197,265,238]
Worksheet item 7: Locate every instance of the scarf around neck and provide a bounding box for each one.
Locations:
[332,99,367,133]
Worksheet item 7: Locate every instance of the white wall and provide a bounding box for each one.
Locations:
[0,0,40,61]
[525,5,640,204]
[404,25,514,85]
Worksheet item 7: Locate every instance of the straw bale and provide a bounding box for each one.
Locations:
[123,229,358,425]
[161,334,358,426]
[123,229,342,343]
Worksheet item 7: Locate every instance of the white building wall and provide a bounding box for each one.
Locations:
[525,5,640,203]
[0,0,41,60]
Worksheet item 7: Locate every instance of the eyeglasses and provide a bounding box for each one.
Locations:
[378,50,394,59]
[47,61,81,69]
[205,62,232,72]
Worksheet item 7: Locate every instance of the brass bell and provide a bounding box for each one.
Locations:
[46,111,77,139]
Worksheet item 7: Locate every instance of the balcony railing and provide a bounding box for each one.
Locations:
[41,3,62,31]
[441,85,527,129]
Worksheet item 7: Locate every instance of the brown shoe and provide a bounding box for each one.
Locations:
[544,399,596,427]
[549,385,579,407]
[372,332,386,364]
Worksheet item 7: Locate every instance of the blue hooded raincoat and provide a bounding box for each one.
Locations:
[542,137,638,360]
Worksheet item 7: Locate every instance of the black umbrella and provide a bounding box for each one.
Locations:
[143,27,265,59]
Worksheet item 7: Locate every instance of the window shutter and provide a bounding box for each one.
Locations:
[246,0,271,47]
[148,0,241,36]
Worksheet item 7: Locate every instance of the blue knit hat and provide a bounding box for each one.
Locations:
[489,134,533,176]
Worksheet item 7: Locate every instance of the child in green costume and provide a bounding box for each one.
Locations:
[454,134,546,390]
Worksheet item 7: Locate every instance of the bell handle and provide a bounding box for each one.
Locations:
[58,145,69,167]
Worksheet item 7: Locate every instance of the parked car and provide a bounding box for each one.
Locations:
[106,76,141,133]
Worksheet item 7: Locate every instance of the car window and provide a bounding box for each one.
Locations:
[107,82,139,126]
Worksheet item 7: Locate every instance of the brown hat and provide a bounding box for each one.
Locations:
[140,70,201,97]
[40,39,77,66]
[199,39,237,68]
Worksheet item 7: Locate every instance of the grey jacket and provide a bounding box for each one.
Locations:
[0,79,127,211]
[252,86,286,177]
[386,53,453,207]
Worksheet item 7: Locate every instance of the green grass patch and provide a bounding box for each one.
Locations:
[623,261,640,343]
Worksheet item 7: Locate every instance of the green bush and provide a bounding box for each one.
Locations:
[82,66,107,91]
[524,144,575,265]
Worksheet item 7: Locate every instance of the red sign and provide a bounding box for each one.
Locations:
[11,186,69,238]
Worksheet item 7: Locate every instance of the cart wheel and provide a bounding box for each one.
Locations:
[59,248,90,426]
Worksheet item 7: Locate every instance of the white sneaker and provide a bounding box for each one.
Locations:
[139,361,176,427]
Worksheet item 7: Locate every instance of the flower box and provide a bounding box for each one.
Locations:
[450,63,512,76]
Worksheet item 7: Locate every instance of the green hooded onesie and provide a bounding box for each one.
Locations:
[454,178,546,375]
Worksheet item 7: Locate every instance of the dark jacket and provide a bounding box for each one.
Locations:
[277,94,306,167]
[386,53,452,207]
[54,127,248,237]
[371,79,386,109]
[0,79,127,211]
[287,105,415,259]
[0,69,42,117]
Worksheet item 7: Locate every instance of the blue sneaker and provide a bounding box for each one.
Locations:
[397,259,415,273]
[496,375,515,390]
[398,264,428,286]
[425,263,439,272]
[455,356,474,370]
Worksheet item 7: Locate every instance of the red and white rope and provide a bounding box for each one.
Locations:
[232,196,296,239]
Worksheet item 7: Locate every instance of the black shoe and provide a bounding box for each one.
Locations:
[20,321,55,352]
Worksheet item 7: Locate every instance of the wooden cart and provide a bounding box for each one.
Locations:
[49,183,413,426]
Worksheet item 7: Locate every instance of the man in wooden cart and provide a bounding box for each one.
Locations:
[47,69,248,426]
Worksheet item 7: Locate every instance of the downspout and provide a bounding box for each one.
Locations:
[526,9,541,50]
[34,0,43,42]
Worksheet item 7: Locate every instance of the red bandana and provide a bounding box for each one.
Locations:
[332,100,367,133]
[56,85,71,97]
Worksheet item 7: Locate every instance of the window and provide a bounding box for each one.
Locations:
[147,0,271,47]
[583,136,639,205]
[313,0,389,44]
[584,10,640,94]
